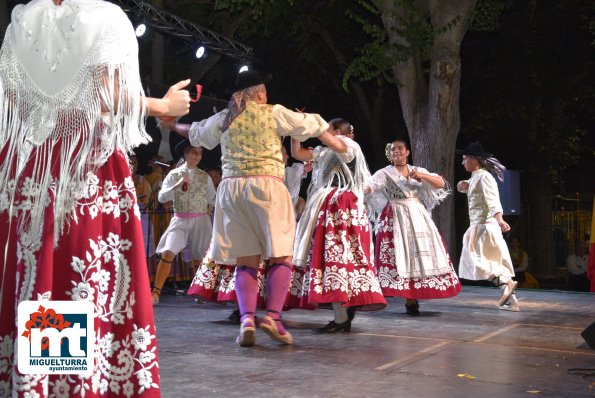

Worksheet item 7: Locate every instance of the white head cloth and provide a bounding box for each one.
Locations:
[0,0,150,246]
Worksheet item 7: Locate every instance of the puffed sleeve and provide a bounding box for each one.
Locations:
[272,104,329,141]
[188,110,228,150]
[334,135,356,163]
[157,170,179,203]
[478,173,503,217]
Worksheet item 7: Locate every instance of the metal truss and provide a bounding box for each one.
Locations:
[111,0,254,61]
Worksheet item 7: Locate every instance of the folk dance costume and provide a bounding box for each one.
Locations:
[172,69,330,346]
[457,142,519,311]
[187,164,304,310]
[0,0,167,396]
[288,129,386,331]
[152,157,216,304]
[367,165,461,310]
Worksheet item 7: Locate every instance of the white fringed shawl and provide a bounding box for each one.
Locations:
[0,0,150,248]
[293,135,372,267]
[307,135,371,202]
[366,165,451,231]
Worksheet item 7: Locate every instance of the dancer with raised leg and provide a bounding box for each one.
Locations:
[456,142,520,311]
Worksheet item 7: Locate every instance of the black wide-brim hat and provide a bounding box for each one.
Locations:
[226,69,272,95]
[456,141,492,157]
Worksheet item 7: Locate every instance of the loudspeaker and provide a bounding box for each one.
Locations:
[497,170,521,215]
[581,322,595,349]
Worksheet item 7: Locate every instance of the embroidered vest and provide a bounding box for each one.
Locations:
[221,102,284,179]
[170,168,209,213]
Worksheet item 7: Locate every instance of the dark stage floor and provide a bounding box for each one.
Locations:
[153,286,595,397]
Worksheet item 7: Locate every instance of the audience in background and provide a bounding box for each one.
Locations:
[566,244,589,292]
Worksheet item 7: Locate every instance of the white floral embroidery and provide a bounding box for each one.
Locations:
[66,235,133,325]
[309,266,383,299]
[78,172,138,223]
[189,261,269,300]
[131,326,153,351]
[377,265,460,293]
[122,380,134,398]
[52,378,70,398]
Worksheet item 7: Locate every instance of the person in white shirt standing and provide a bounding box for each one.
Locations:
[152,140,216,304]
[457,142,520,311]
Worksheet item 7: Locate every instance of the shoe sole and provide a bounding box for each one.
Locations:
[499,306,520,312]
[237,327,256,347]
[259,321,293,345]
[498,281,518,306]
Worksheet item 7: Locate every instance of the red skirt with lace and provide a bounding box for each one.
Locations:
[0,150,160,397]
[286,189,386,311]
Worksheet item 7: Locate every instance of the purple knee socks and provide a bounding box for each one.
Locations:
[265,262,293,334]
[235,266,258,324]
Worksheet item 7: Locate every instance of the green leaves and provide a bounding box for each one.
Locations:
[469,0,512,31]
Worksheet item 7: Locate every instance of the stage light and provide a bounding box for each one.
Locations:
[239,65,249,73]
[135,23,147,37]
[195,46,206,59]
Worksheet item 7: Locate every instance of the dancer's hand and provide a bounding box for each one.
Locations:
[457,180,469,192]
[495,213,511,233]
[163,79,191,116]
[303,162,313,175]
[409,168,423,182]
[176,176,192,190]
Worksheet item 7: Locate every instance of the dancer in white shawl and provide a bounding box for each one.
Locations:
[0,0,191,395]
[457,141,520,311]
[366,139,461,315]
[288,119,386,333]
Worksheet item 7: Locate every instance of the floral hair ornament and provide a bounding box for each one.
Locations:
[385,143,392,163]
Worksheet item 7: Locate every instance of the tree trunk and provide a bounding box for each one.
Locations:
[425,0,476,255]
[315,25,386,169]
[379,0,477,254]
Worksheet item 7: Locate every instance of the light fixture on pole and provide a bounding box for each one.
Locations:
[238,65,249,73]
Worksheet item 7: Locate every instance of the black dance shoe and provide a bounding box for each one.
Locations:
[405,300,420,316]
[346,307,357,322]
[228,309,241,325]
[316,320,351,333]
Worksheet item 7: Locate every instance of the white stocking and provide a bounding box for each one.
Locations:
[332,302,348,323]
